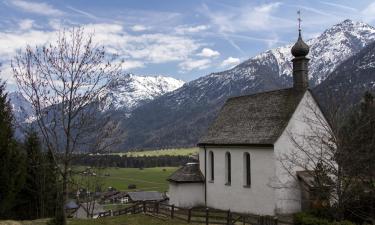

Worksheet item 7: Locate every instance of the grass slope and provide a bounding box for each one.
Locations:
[0,214,189,225]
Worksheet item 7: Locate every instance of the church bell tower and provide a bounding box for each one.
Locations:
[291,11,310,91]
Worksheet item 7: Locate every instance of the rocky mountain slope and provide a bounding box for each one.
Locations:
[9,74,184,124]
[118,19,375,150]
[314,39,375,108]
[8,91,34,124]
[100,74,184,115]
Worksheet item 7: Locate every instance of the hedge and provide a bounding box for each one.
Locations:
[294,212,355,225]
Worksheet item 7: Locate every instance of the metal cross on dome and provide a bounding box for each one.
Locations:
[297,10,302,31]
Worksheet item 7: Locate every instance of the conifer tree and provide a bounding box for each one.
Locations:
[0,80,25,218]
[17,130,59,219]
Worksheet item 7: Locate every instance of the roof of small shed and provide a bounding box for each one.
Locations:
[198,88,307,146]
[168,163,205,183]
[126,191,165,201]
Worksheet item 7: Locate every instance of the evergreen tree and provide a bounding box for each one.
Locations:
[339,91,375,221]
[17,130,59,219]
[0,80,25,218]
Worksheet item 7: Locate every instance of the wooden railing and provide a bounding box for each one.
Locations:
[98,201,283,225]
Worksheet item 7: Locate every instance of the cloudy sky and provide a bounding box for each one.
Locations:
[1,0,375,89]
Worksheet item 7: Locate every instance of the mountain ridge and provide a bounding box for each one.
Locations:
[117,19,375,150]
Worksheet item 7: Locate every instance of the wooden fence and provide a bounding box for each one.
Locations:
[98,201,282,225]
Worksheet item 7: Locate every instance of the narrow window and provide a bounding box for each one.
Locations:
[225,152,231,185]
[244,153,251,187]
[209,151,214,181]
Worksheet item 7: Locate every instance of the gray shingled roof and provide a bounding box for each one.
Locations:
[198,88,306,146]
[168,163,205,183]
[126,191,165,201]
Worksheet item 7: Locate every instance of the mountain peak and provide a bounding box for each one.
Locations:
[326,19,375,34]
[103,74,185,113]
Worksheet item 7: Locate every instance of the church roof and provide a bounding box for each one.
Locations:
[168,163,205,183]
[198,88,307,146]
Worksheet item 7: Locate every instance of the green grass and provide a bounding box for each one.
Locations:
[0,214,190,225]
[74,167,178,192]
[114,147,198,157]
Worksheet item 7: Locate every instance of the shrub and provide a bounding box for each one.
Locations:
[294,212,355,225]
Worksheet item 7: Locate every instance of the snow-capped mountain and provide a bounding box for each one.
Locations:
[101,74,184,113]
[271,19,375,85]
[118,19,375,150]
[314,38,375,107]
[8,91,34,124]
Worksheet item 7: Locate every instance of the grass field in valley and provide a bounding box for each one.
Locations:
[75,167,178,192]
[116,147,199,157]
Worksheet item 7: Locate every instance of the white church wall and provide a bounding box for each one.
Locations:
[168,182,205,208]
[274,91,331,214]
[200,146,277,215]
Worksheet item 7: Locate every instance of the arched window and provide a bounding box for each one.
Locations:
[244,153,251,187]
[209,151,214,181]
[225,152,231,185]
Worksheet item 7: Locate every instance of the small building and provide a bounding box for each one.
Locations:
[168,162,205,208]
[73,202,104,219]
[65,200,79,217]
[297,171,330,210]
[168,29,332,216]
[101,190,120,204]
[126,191,165,202]
[109,192,129,204]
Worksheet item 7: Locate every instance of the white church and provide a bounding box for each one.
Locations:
[167,29,331,216]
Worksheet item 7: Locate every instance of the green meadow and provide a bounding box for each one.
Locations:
[116,147,199,157]
[74,167,178,192]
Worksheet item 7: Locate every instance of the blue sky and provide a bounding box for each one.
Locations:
[1,0,375,89]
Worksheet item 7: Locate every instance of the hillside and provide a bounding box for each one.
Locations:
[314,39,375,108]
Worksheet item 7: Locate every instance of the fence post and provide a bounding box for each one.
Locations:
[143,201,146,213]
[227,210,231,225]
[205,208,209,225]
[132,204,136,214]
[155,202,159,214]
[258,216,264,225]
[273,216,278,225]
[171,204,175,219]
[187,208,192,223]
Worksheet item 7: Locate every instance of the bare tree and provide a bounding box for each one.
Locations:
[74,167,105,218]
[12,27,122,224]
[279,91,374,221]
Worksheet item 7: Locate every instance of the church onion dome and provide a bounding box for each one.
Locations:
[291,30,309,57]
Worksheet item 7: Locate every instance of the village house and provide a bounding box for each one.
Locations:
[168,29,331,216]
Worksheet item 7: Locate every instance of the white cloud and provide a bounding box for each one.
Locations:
[66,6,99,20]
[131,25,148,32]
[201,2,291,33]
[319,1,357,12]
[18,19,34,30]
[175,25,209,34]
[10,0,64,16]
[123,60,144,70]
[362,2,375,23]
[221,57,240,68]
[0,22,205,86]
[179,59,211,71]
[197,48,220,58]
